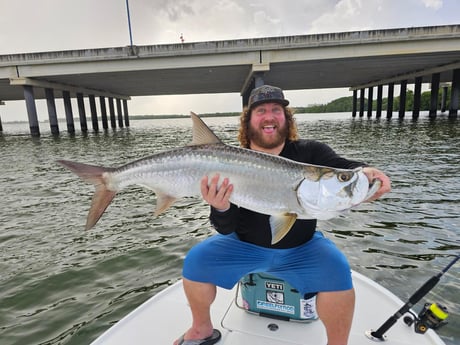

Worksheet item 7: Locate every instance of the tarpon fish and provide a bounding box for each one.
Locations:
[58,112,380,244]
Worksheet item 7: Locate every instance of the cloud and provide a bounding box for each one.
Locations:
[422,0,443,10]
[158,0,195,21]
[307,0,456,34]
[0,0,459,122]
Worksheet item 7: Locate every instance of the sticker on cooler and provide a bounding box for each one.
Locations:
[300,295,318,319]
[256,300,296,315]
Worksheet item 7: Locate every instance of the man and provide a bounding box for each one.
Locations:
[174,85,391,345]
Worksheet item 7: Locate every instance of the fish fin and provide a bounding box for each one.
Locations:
[154,192,177,216]
[189,112,223,145]
[269,213,298,244]
[57,159,117,230]
[57,159,114,184]
[87,186,117,230]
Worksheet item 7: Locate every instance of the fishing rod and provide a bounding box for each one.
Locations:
[366,253,460,341]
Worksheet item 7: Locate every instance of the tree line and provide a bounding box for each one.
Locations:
[130,87,455,120]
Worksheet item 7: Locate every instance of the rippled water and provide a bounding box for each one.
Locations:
[0,113,458,345]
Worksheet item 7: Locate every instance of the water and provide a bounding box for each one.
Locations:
[0,113,458,345]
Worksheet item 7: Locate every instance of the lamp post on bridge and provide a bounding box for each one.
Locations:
[126,0,134,49]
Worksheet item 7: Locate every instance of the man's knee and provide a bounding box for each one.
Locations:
[183,244,209,274]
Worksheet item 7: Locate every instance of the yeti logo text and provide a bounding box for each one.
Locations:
[265,281,284,291]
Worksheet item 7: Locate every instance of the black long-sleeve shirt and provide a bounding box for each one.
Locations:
[209,139,367,249]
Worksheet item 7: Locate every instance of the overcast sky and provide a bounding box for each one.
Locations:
[1,0,459,122]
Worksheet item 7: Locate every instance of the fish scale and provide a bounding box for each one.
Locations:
[112,144,302,213]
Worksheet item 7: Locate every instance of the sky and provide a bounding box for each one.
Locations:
[0,0,459,122]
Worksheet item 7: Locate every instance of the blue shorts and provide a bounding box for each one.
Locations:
[183,231,352,294]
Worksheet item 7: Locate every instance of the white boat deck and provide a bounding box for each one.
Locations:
[90,271,446,345]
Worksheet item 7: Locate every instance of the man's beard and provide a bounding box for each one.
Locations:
[247,122,289,149]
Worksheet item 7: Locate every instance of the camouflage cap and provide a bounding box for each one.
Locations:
[248,85,289,110]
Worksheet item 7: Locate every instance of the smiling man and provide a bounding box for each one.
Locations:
[174,85,391,345]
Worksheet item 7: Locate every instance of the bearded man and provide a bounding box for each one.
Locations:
[174,85,391,345]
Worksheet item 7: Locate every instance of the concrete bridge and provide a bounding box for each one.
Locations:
[0,24,459,136]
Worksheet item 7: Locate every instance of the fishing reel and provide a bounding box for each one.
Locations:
[403,302,449,334]
[367,255,458,341]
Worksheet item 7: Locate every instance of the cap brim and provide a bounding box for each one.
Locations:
[250,99,289,109]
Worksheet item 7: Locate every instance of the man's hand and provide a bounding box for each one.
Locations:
[362,167,391,201]
[200,174,233,211]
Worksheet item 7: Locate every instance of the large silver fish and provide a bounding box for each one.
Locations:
[58,113,380,244]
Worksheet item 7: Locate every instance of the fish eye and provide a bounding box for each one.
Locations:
[337,172,352,182]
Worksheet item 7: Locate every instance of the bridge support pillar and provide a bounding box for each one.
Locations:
[429,73,440,118]
[242,73,265,108]
[45,88,59,135]
[376,85,383,118]
[254,73,265,88]
[242,86,251,108]
[89,95,99,132]
[413,77,422,119]
[0,102,3,132]
[108,97,116,128]
[449,69,460,118]
[441,85,448,113]
[24,85,40,137]
[386,83,394,119]
[399,80,407,118]
[76,93,88,132]
[100,96,109,129]
[367,87,373,118]
[359,89,365,117]
[123,99,130,127]
[62,91,75,134]
[116,99,124,128]
[352,90,357,117]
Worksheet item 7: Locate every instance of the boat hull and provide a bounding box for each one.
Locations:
[90,271,446,345]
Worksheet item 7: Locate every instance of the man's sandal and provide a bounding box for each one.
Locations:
[176,329,221,345]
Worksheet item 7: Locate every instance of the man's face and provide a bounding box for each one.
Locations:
[247,102,288,150]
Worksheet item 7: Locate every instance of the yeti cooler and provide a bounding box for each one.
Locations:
[237,273,318,321]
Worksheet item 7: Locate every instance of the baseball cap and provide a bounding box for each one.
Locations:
[248,85,290,110]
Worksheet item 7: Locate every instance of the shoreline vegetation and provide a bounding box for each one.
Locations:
[130,87,455,120]
[4,88,453,123]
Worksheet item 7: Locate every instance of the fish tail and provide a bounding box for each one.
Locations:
[86,185,117,230]
[57,160,117,230]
